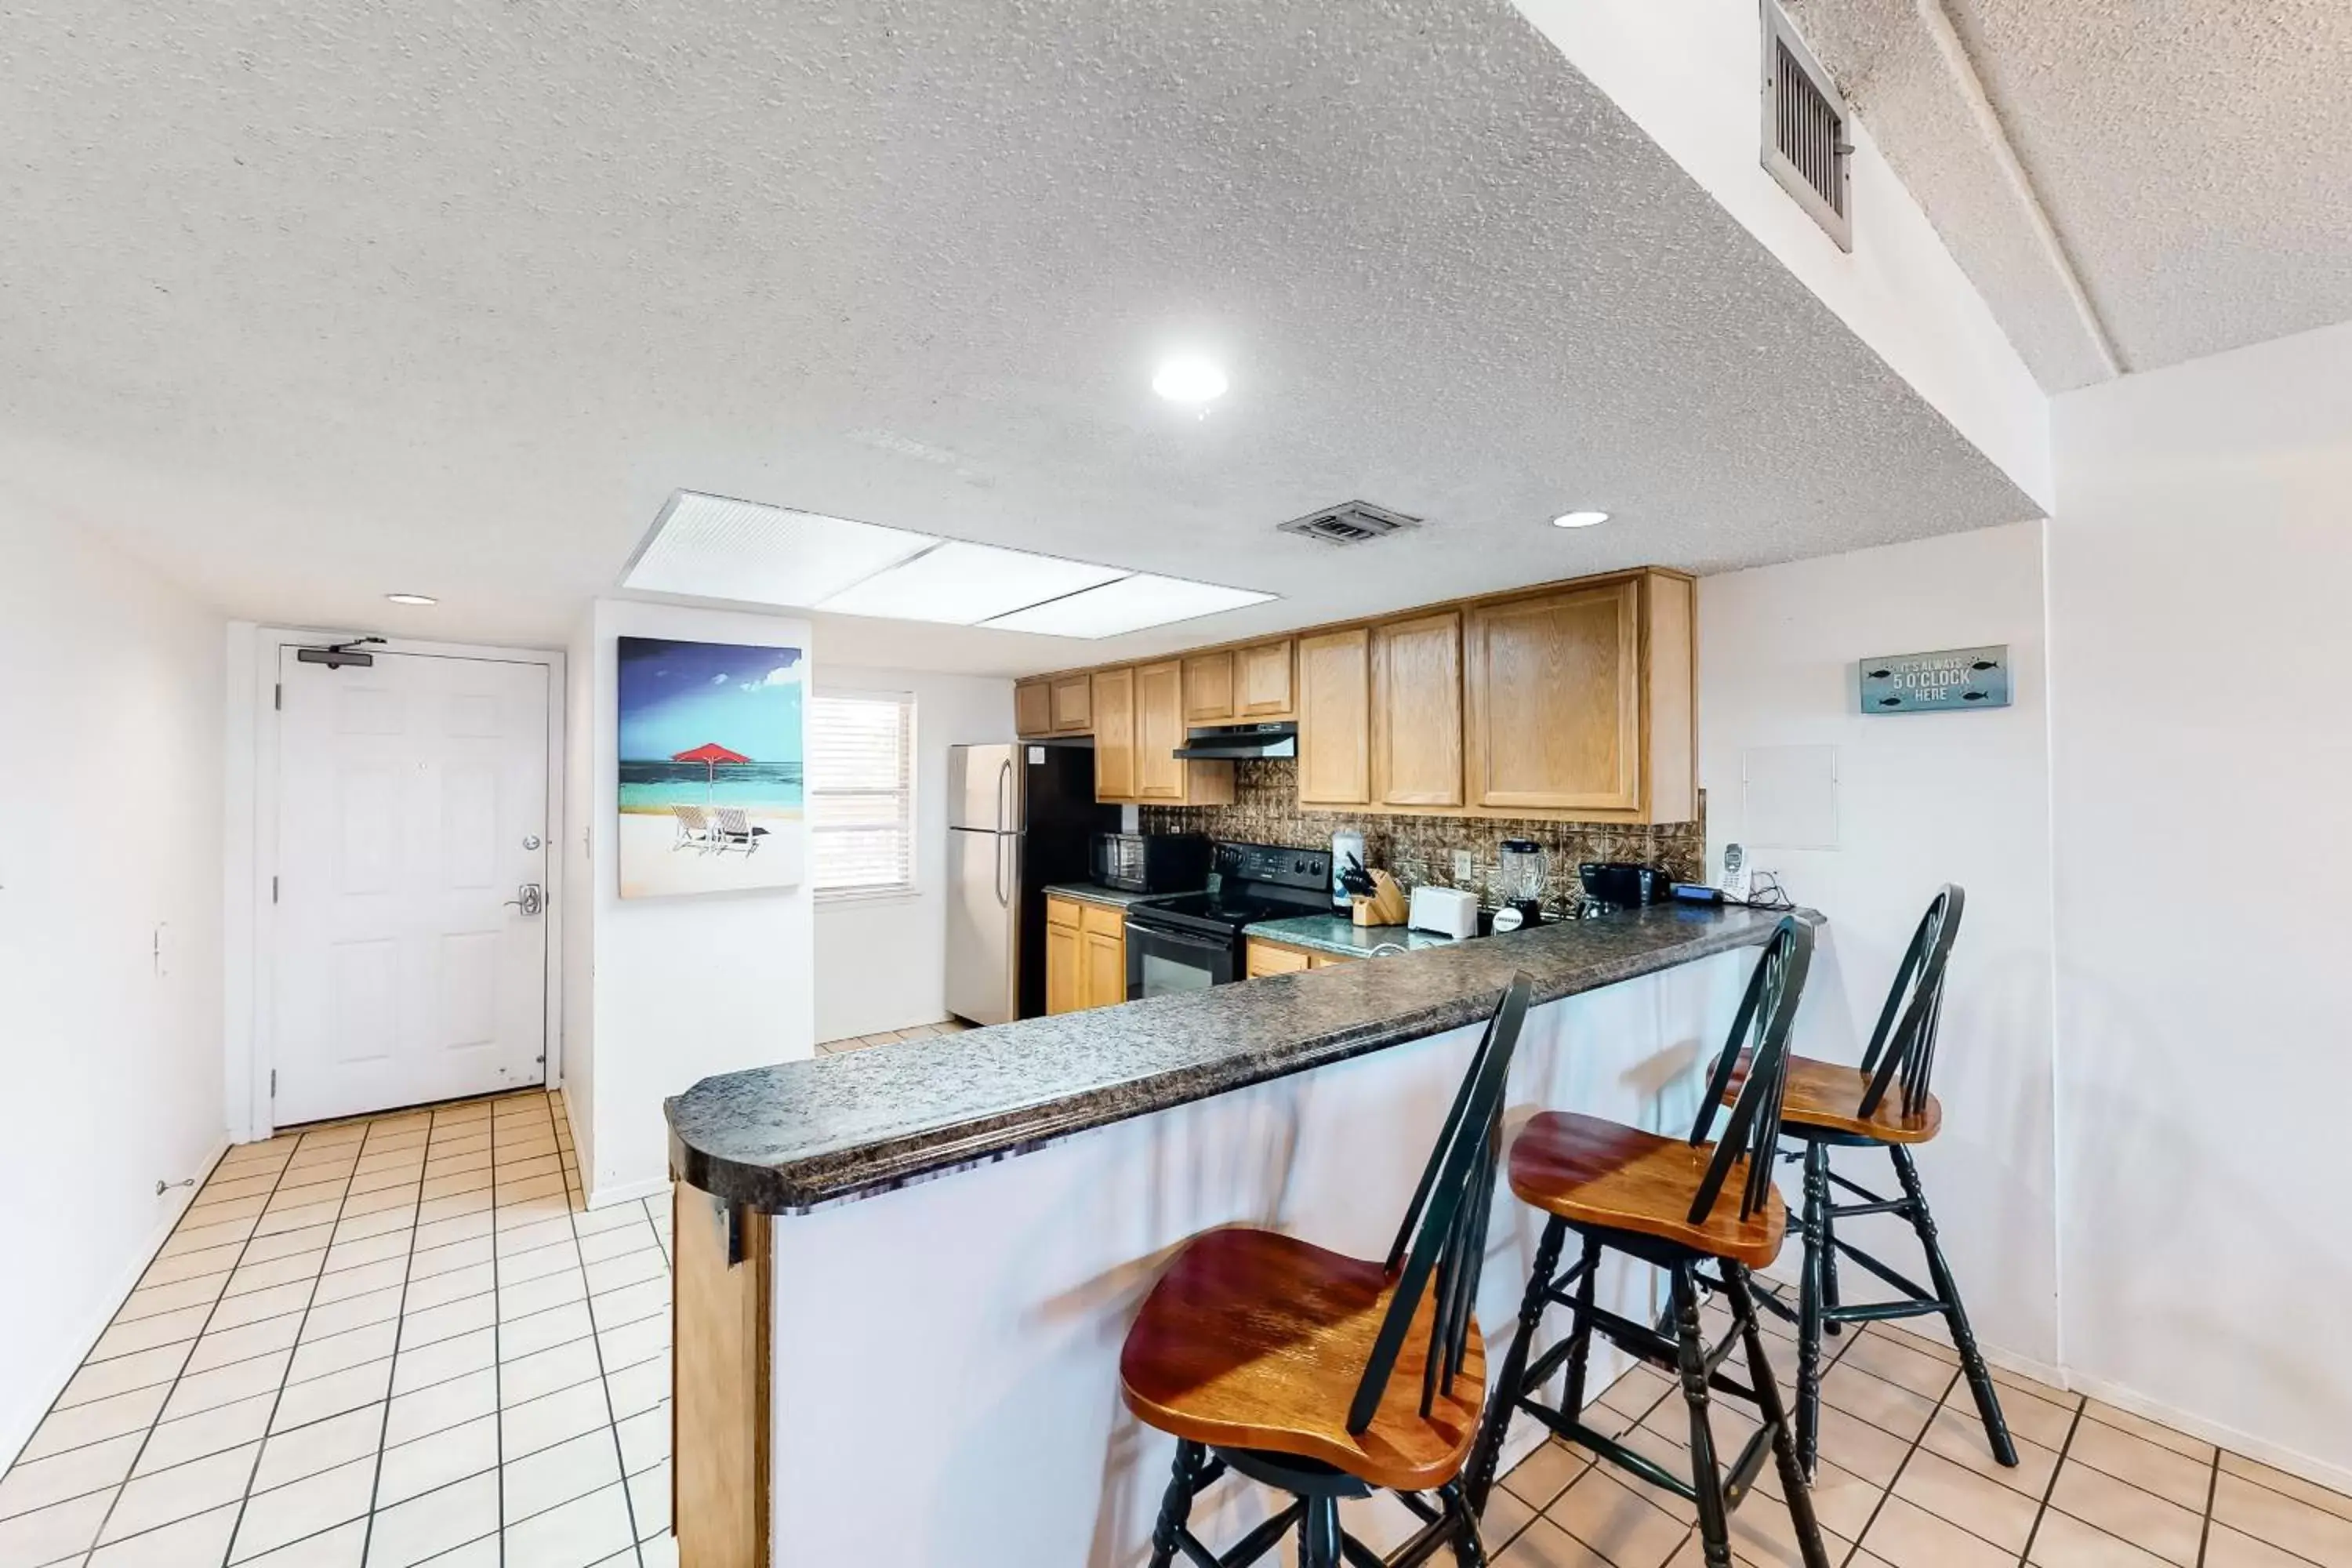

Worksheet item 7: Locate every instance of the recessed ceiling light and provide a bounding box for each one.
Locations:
[385,593,438,605]
[1551,510,1610,529]
[982,573,1274,638]
[624,490,936,607]
[818,541,1129,625]
[1152,354,1229,405]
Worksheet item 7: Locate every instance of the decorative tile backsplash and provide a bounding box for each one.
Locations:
[1141,758,1704,918]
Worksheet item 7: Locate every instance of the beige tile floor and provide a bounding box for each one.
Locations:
[1483,1297,2352,1568]
[9,1085,2350,1568]
[0,1090,674,1568]
[815,1016,975,1055]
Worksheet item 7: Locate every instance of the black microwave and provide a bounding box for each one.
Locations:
[1092,833,1210,895]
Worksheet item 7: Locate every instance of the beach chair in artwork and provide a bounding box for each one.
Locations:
[670,804,717,852]
[713,807,762,856]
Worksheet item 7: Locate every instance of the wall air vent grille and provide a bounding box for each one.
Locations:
[1762,2,1853,252]
[1276,499,1422,546]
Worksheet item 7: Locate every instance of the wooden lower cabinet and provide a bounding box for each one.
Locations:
[674,1184,771,1568]
[1245,938,1312,978]
[1047,896,1129,1012]
[1244,937,1357,975]
[1044,898,1083,1015]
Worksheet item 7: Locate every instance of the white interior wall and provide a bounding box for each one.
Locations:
[812,666,1014,1044]
[0,511,227,1469]
[1697,522,2062,1371]
[568,600,818,1206]
[2046,320,2352,1484]
[1512,0,2053,511]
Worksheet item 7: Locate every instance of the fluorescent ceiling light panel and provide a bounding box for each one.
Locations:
[625,490,936,607]
[982,574,1275,638]
[817,541,1130,625]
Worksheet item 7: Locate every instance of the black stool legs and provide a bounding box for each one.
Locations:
[1791,1143,2017,1474]
[1669,1267,1735,1568]
[1146,1441,1207,1568]
[1892,1146,2015,1467]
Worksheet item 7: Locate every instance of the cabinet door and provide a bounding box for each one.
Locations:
[1014,681,1052,737]
[1295,629,1370,806]
[1051,675,1094,734]
[1044,920,1082,1015]
[1183,652,1235,723]
[1465,579,1642,813]
[1081,929,1126,1009]
[1134,661,1186,801]
[1245,939,1313,978]
[1371,610,1465,808]
[1092,668,1136,801]
[1237,641,1295,717]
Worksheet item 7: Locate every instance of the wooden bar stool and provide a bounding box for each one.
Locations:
[1121,975,1534,1568]
[1465,917,1831,1568]
[1730,885,2016,1476]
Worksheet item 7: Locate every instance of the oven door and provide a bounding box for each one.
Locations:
[1123,918,1238,1000]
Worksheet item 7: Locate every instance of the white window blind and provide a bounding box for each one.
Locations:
[809,691,916,896]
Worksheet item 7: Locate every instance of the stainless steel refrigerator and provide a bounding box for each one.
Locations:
[945,742,1118,1025]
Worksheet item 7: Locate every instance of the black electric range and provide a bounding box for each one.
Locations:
[1122,840,1334,998]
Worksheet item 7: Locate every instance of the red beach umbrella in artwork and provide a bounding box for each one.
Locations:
[671,742,751,808]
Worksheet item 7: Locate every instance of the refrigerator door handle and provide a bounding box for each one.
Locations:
[995,831,1009,906]
[997,759,1014,832]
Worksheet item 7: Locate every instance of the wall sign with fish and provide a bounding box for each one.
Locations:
[1857,645,2011,714]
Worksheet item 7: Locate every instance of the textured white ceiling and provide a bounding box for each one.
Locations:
[1786,0,2352,390]
[0,0,2036,671]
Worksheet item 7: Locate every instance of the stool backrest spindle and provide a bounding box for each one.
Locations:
[1689,917,1817,1226]
[1857,886,1964,1123]
[1346,972,1534,1435]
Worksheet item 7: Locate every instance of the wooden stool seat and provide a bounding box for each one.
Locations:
[1507,1110,1786,1269]
[1722,1051,1943,1144]
[1120,1226,1485,1492]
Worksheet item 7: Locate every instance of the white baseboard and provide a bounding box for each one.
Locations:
[2065,1372,2352,1500]
[2,1135,230,1472]
[585,1174,673,1211]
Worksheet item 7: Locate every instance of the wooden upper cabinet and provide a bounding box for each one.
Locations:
[1014,681,1052,737]
[1296,628,1371,806]
[1134,661,1187,801]
[1051,675,1093,734]
[1464,578,1643,814]
[1237,640,1295,717]
[1183,652,1236,724]
[1370,610,1465,808]
[1092,667,1137,802]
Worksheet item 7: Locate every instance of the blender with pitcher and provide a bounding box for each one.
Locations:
[1494,840,1550,931]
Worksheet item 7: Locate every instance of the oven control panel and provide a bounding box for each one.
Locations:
[1212,840,1331,892]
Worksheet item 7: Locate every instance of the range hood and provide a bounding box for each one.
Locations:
[1173,721,1297,760]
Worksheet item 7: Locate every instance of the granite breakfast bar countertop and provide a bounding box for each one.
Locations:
[667,903,1802,1214]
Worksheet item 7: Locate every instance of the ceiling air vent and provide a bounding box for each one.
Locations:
[1276,499,1422,546]
[1761,2,1853,252]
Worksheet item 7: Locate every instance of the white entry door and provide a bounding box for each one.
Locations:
[273,646,552,1126]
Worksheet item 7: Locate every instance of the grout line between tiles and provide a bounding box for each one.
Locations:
[64,1136,311,1563]
[209,1124,371,1568]
[2194,1446,2219,1568]
[2016,1393,2087,1566]
[354,1106,440,1567]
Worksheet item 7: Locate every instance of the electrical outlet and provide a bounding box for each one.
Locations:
[1452,849,1475,883]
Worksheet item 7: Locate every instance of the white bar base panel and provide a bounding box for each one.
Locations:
[762,951,1749,1566]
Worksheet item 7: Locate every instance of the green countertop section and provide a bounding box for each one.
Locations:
[1247,913,1467,958]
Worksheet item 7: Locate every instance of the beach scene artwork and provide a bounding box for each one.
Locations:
[617,636,806,898]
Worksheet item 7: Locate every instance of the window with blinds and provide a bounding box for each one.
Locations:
[808,691,916,896]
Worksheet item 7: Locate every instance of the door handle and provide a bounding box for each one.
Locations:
[505,883,545,916]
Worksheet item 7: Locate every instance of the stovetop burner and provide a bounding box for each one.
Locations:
[1139,891,1305,928]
